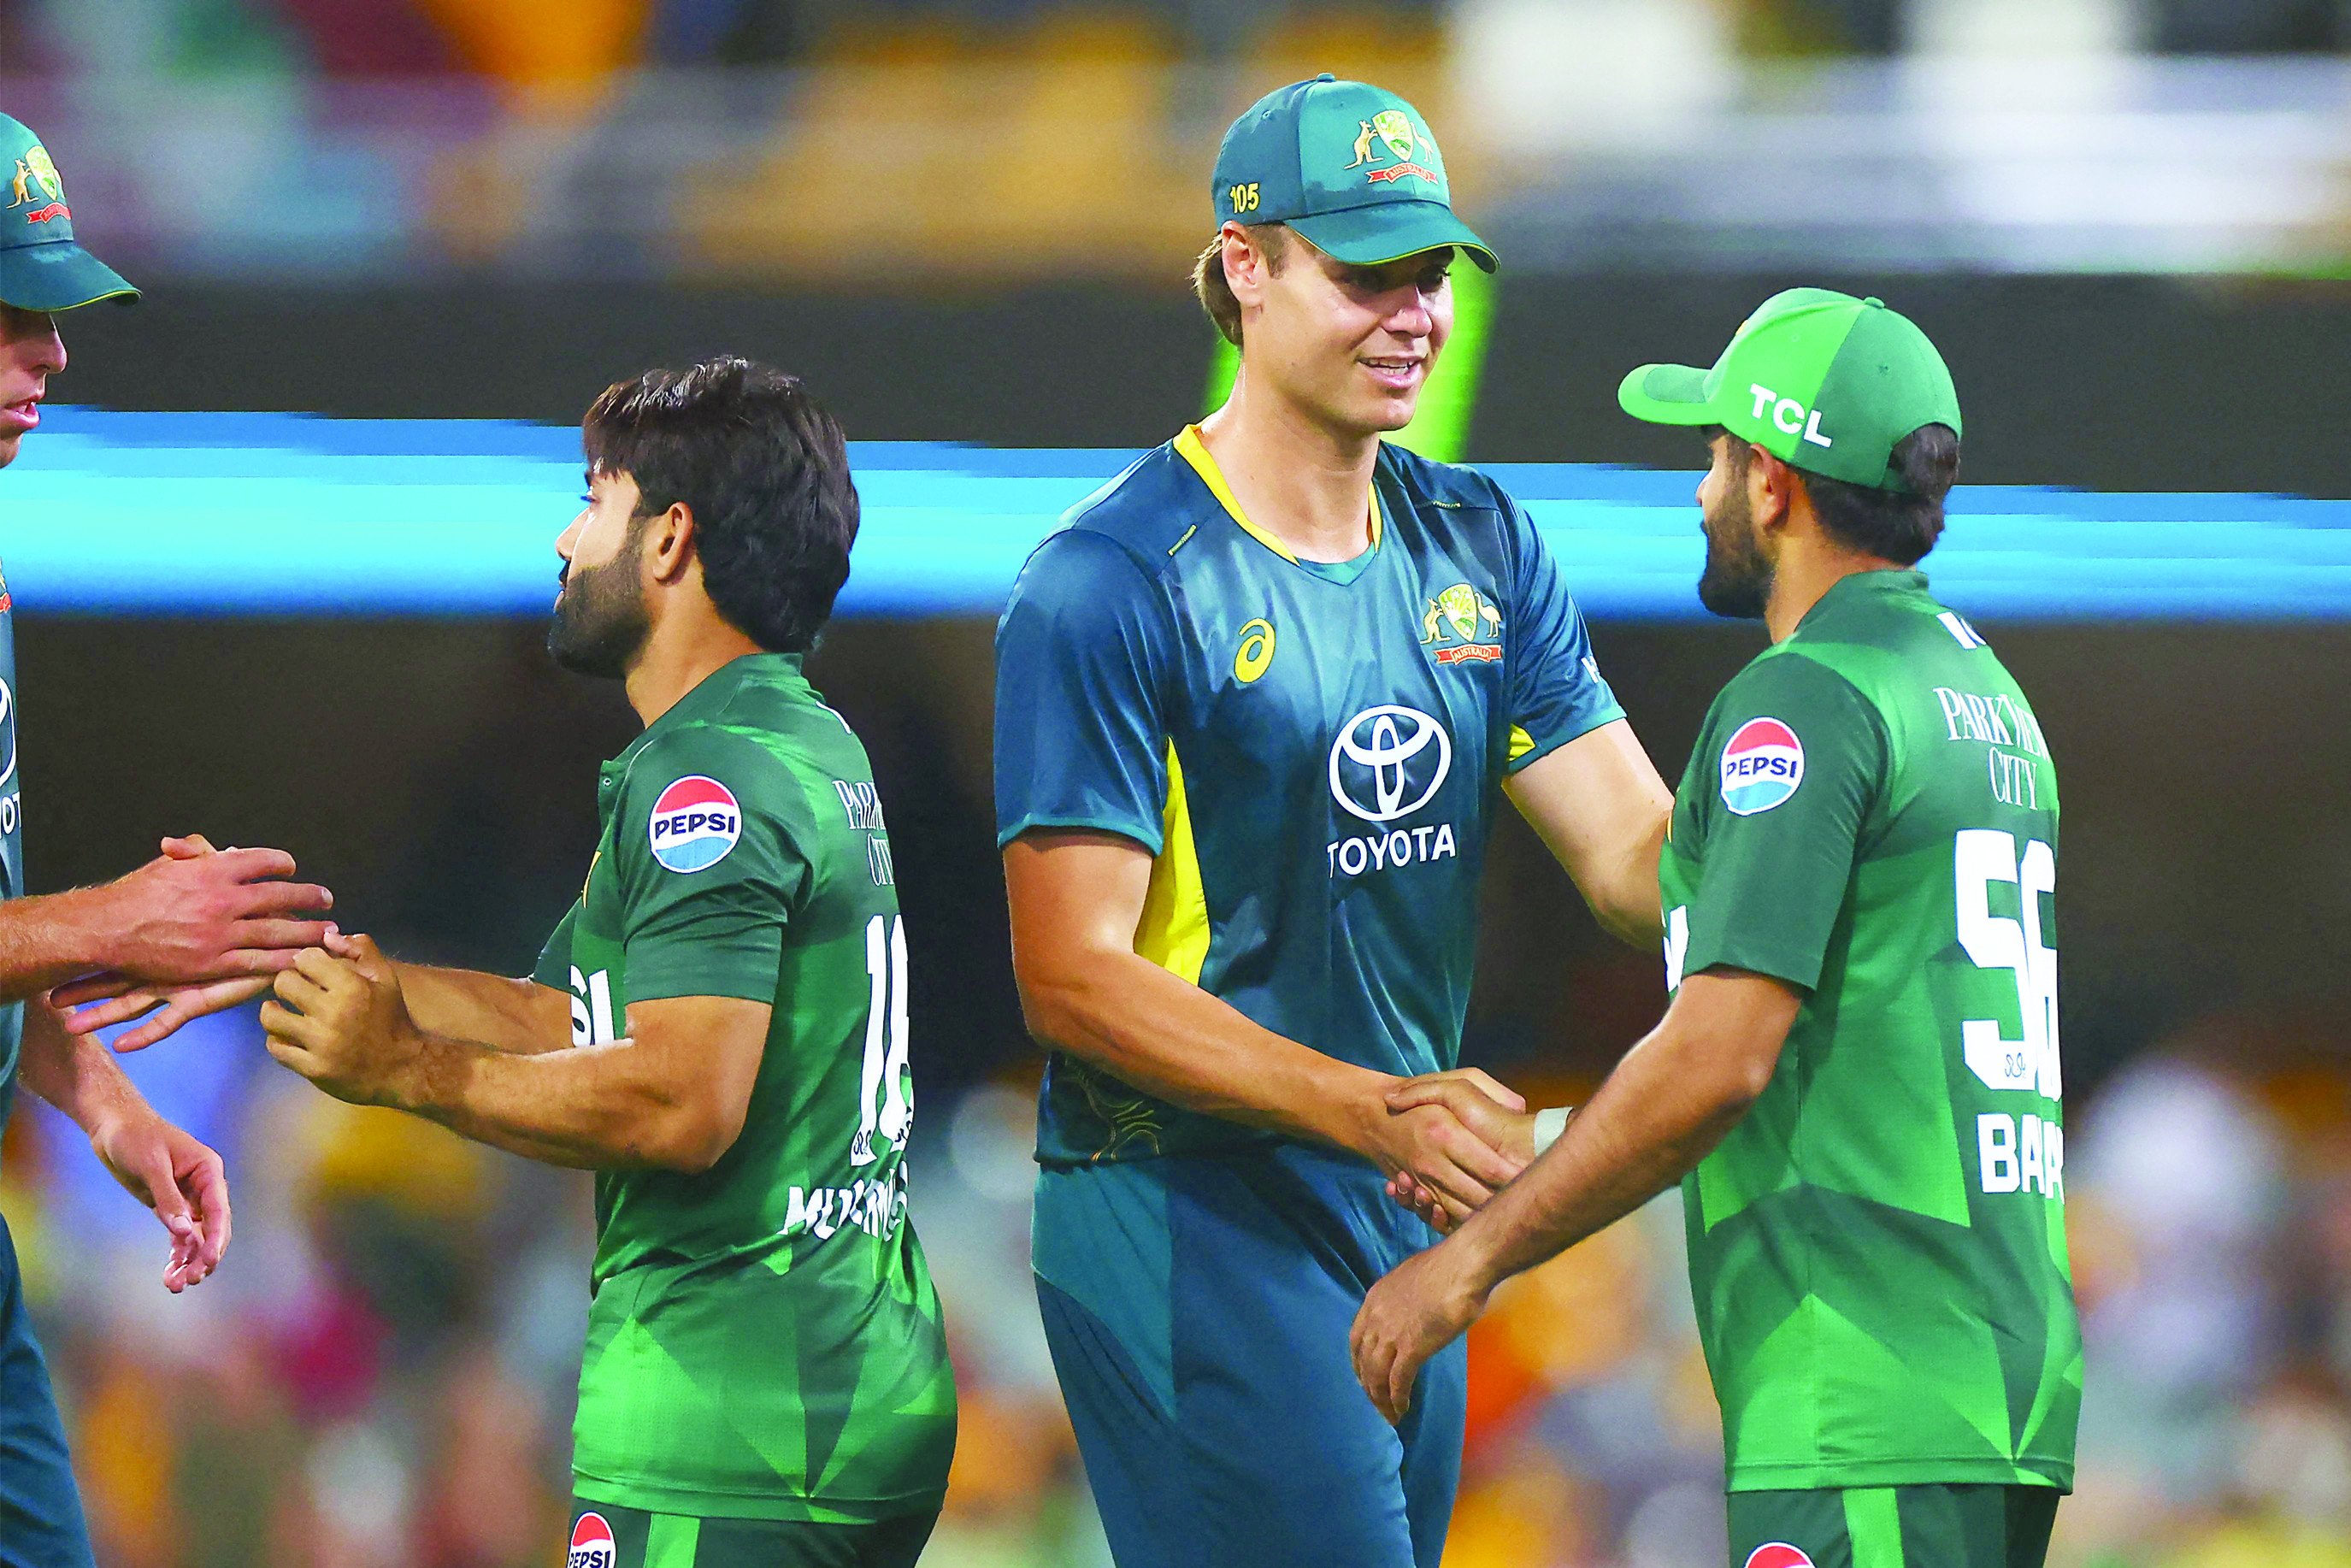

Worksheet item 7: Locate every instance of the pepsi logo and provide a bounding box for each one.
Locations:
[648,775,742,872]
[1719,716,1804,816]
[568,1511,617,1568]
[1744,1545,1816,1568]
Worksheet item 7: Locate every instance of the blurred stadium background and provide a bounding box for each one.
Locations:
[3,0,2350,1565]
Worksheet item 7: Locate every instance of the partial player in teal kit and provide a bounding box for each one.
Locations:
[995,77,1674,1568]
[0,115,341,1568]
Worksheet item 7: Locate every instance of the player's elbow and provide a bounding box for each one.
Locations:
[1011,953,1102,1058]
[1706,1036,1783,1116]
[639,1094,750,1175]
[1014,976,1077,1057]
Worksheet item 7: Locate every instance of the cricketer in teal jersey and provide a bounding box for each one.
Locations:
[1354,291,2082,1568]
[95,360,955,1568]
[0,113,352,1568]
[996,77,1675,1568]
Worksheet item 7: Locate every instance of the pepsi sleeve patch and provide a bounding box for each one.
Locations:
[612,728,814,1005]
[1679,656,1886,993]
[648,774,743,873]
[1719,717,1806,815]
[1495,485,1625,771]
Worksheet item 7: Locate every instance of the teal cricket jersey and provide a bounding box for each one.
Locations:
[0,566,22,1129]
[993,426,1623,1166]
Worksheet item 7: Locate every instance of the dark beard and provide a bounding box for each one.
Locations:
[547,547,650,678]
[1697,485,1772,620]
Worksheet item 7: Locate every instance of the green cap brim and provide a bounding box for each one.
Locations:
[1288,202,1498,273]
[1616,362,1714,426]
[0,242,137,312]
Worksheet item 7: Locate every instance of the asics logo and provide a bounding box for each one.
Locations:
[1329,704,1451,823]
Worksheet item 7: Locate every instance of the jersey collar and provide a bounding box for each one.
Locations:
[1795,567,1930,633]
[1172,424,1384,569]
[614,651,805,763]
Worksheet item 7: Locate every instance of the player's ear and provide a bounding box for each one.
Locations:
[644,501,696,584]
[1750,446,1795,534]
[1224,222,1270,307]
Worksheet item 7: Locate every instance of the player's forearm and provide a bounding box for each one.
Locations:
[1019,950,1387,1152]
[1447,981,1788,1288]
[0,887,119,1000]
[1588,811,1670,951]
[388,962,569,1055]
[388,1032,726,1172]
[17,999,144,1134]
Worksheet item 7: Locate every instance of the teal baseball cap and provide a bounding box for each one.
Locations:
[0,114,135,313]
[1212,75,1497,272]
[1618,288,1959,491]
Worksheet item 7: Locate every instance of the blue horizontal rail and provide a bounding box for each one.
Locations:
[6,409,2346,620]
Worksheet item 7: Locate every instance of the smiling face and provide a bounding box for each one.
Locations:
[549,467,653,678]
[1240,234,1452,438]
[0,304,64,469]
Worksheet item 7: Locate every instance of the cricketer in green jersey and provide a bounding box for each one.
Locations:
[210,359,952,1567]
[1353,291,2081,1568]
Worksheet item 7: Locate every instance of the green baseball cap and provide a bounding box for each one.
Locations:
[0,114,135,313]
[1212,75,1497,273]
[1617,288,1959,491]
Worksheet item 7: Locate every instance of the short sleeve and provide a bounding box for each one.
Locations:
[993,528,1176,852]
[611,728,812,1005]
[1496,485,1626,772]
[532,905,578,990]
[1680,654,1888,992]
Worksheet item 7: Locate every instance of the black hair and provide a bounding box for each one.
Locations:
[1712,422,1960,566]
[583,357,858,653]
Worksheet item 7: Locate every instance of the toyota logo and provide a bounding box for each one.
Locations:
[1329,704,1451,824]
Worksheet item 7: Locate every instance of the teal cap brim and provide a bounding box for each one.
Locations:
[0,242,137,311]
[1617,362,1714,426]
[1288,202,1498,273]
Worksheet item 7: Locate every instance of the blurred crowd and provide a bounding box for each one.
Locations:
[8,0,2351,280]
[9,998,2351,1567]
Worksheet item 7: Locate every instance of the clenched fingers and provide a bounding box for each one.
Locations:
[258,999,320,1052]
[1427,1114,1521,1192]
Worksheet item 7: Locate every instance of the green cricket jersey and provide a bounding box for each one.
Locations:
[533,652,957,1523]
[1659,569,2081,1493]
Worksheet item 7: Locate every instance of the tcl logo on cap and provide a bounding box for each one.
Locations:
[1745,1545,1816,1568]
[568,1512,617,1568]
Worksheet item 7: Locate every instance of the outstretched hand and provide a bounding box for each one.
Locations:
[52,837,339,1051]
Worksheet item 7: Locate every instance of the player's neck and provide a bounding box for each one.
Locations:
[623,610,766,728]
[1765,542,1907,643]
[1198,375,1379,563]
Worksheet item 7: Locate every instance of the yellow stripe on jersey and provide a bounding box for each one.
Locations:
[1508,723,1536,763]
[1134,741,1211,985]
[1174,424,1382,564]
